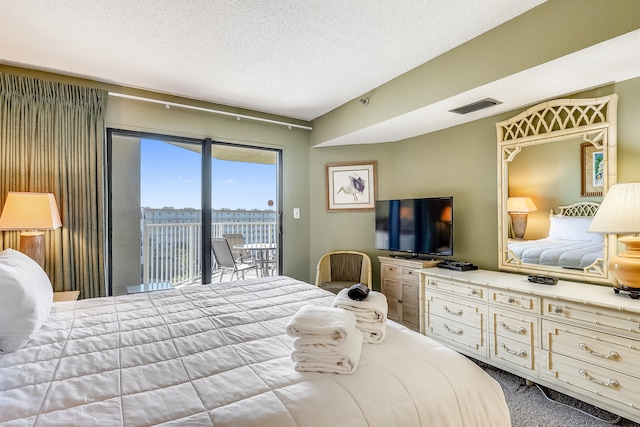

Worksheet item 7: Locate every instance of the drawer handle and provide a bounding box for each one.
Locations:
[398,299,403,304]
[554,306,563,314]
[500,343,527,357]
[443,305,463,316]
[508,297,516,304]
[498,321,526,334]
[443,323,463,335]
[578,343,620,360]
[470,289,479,296]
[578,369,619,388]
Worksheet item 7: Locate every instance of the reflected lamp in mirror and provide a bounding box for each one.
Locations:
[507,197,537,240]
[588,182,640,298]
[0,192,62,269]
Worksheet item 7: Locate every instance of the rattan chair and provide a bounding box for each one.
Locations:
[315,251,372,294]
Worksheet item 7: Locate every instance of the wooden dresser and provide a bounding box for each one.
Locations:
[378,256,439,331]
[418,267,640,424]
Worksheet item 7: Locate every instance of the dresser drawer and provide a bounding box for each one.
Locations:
[541,350,640,419]
[427,314,485,357]
[382,264,419,282]
[424,277,486,301]
[542,320,640,378]
[427,293,485,329]
[490,333,536,371]
[543,299,640,339]
[490,307,537,346]
[489,289,540,314]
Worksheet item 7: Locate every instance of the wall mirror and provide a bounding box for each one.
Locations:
[496,95,618,284]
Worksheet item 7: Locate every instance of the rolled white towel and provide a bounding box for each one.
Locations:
[332,289,388,323]
[285,305,357,345]
[292,329,363,374]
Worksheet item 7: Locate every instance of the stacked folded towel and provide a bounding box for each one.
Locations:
[331,288,388,344]
[286,304,363,374]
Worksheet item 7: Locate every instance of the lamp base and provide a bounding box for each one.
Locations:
[609,235,640,299]
[19,231,45,269]
[613,284,640,299]
[510,213,528,240]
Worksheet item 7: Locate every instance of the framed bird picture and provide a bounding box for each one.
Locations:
[326,161,377,212]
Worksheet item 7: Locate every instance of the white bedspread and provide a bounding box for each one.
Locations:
[0,276,510,427]
[508,238,603,269]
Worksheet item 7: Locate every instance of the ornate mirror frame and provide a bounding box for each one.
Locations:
[496,95,618,284]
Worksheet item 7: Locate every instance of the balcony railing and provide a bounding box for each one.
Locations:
[142,221,277,286]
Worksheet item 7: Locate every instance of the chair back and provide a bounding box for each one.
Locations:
[211,238,237,268]
[222,233,247,260]
[315,251,372,289]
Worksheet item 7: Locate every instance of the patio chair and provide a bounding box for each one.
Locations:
[222,233,255,264]
[315,251,372,294]
[211,238,258,282]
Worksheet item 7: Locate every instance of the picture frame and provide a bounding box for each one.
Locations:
[580,142,603,197]
[326,161,377,211]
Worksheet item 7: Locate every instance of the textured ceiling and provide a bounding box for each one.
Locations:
[0,0,546,121]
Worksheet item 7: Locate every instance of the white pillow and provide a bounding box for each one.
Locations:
[548,216,602,243]
[0,248,53,353]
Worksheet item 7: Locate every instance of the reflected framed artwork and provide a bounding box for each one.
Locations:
[326,161,377,212]
[580,142,603,197]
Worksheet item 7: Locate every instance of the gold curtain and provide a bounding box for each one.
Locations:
[0,73,107,298]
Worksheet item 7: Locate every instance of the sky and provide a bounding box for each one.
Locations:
[140,139,276,210]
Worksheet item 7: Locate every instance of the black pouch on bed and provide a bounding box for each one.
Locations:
[347,283,370,301]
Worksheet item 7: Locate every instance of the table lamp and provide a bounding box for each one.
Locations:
[0,192,62,269]
[507,197,537,240]
[588,182,640,298]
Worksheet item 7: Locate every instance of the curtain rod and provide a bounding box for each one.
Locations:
[108,92,313,131]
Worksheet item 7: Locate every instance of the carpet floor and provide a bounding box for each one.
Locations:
[471,358,640,427]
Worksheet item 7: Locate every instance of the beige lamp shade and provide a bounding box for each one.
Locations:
[0,192,62,230]
[506,197,537,213]
[587,182,640,297]
[0,192,62,269]
[588,182,640,234]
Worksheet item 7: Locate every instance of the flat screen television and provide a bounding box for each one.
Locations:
[375,197,453,258]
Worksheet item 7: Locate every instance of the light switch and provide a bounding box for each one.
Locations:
[293,208,300,219]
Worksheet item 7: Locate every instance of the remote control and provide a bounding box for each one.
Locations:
[527,275,558,285]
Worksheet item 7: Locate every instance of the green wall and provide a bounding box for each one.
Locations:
[309,77,640,289]
[4,42,640,291]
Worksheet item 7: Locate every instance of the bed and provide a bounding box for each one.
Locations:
[0,250,510,427]
[507,202,603,270]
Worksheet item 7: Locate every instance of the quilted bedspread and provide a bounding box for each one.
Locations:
[0,276,510,426]
[508,238,603,269]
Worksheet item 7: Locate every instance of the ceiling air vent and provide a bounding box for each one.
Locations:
[449,98,502,115]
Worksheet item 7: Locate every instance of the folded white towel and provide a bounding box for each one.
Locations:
[291,329,363,374]
[285,305,357,345]
[332,289,388,344]
[332,289,388,323]
[358,322,386,344]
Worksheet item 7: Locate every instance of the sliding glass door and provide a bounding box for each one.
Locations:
[210,145,279,279]
[108,129,281,296]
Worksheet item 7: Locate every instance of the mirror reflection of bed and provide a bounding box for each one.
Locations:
[497,95,618,284]
[507,201,604,273]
